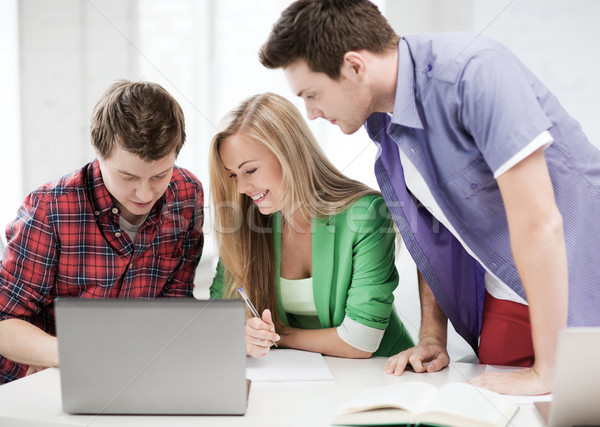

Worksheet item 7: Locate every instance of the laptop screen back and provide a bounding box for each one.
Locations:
[55,298,247,415]
[548,327,600,427]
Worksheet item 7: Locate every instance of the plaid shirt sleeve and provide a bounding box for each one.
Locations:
[0,192,58,321]
[159,179,204,298]
[0,192,58,383]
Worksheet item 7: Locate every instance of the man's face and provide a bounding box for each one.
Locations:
[98,146,176,224]
[284,59,372,135]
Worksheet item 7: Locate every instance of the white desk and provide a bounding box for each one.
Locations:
[0,357,545,427]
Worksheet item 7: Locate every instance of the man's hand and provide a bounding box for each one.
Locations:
[386,271,450,376]
[384,336,449,375]
[468,365,552,395]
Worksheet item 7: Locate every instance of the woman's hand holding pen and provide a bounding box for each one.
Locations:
[245,309,280,358]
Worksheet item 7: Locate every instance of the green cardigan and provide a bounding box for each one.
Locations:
[210,194,414,356]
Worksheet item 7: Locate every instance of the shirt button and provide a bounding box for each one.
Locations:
[115,232,122,238]
[112,207,119,214]
[470,183,478,190]
[427,63,433,72]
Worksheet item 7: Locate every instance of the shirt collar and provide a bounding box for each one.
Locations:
[390,38,423,129]
[87,159,118,217]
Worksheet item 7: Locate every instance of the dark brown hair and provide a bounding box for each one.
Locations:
[259,0,399,79]
[90,80,186,161]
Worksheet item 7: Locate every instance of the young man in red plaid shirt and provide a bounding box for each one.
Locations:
[0,81,204,383]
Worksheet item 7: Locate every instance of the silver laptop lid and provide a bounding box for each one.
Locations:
[548,327,600,427]
[55,298,247,415]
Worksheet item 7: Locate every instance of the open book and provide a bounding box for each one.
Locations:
[332,381,519,427]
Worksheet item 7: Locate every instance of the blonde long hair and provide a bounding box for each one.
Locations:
[209,92,377,331]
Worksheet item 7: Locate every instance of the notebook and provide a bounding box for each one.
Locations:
[534,327,600,427]
[54,298,247,415]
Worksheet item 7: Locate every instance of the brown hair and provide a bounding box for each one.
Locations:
[259,0,399,79]
[90,80,186,161]
[209,93,377,331]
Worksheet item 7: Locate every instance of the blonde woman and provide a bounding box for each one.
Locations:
[209,93,413,358]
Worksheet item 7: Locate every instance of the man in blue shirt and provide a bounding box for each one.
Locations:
[259,0,600,395]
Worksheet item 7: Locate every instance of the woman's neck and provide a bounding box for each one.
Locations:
[282,210,312,235]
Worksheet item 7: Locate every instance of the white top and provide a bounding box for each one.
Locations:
[279,277,384,352]
[397,129,553,305]
[280,277,318,316]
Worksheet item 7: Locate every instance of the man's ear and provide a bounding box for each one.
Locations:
[342,51,367,81]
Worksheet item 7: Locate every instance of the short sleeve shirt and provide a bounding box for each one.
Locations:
[367,33,600,328]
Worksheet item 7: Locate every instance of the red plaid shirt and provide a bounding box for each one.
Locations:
[0,160,204,383]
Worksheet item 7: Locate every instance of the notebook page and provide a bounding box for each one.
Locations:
[246,349,334,382]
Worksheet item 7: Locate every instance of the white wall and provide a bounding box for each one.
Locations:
[18,0,139,196]
[0,0,21,234]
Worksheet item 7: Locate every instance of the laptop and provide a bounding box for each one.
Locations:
[534,327,600,427]
[55,298,248,415]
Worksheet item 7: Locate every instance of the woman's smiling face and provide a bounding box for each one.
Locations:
[219,132,285,215]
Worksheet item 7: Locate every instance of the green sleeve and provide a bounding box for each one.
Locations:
[344,196,399,330]
[345,196,413,355]
[209,259,226,299]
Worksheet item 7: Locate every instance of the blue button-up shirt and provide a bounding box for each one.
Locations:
[367,33,600,348]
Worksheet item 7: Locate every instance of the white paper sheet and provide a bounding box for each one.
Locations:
[246,349,334,382]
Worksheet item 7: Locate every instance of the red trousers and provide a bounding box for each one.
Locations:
[478,291,535,367]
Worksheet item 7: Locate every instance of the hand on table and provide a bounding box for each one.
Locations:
[245,308,280,358]
[467,365,552,395]
[384,338,450,375]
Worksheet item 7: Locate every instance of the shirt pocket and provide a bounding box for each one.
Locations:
[141,255,182,293]
[442,160,497,199]
[440,161,508,237]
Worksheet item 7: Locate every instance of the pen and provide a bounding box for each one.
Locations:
[237,287,278,347]
[237,287,260,317]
